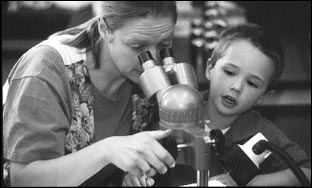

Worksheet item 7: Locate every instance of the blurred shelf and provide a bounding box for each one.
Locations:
[2,39,41,51]
[258,89,311,107]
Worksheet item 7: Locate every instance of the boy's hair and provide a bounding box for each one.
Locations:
[208,23,285,92]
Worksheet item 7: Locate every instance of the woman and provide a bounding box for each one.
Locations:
[3,1,177,186]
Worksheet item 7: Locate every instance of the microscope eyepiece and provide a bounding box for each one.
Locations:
[138,51,154,64]
[160,48,175,59]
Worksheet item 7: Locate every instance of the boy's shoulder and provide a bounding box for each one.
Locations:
[229,109,281,143]
[235,109,276,129]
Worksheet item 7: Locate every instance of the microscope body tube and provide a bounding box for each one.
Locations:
[160,48,199,89]
[161,56,177,85]
[173,63,199,90]
[138,51,171,100]
[139,67,171,100]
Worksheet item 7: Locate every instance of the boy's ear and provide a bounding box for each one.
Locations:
[266,90,275,95]
[256,95,264,105]
[205,60,213,80]
[256,90,274,105]
[98,18,114,43]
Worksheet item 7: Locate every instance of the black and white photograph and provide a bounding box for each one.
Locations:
[2,1,311,187]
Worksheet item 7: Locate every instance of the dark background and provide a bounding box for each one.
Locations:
[2,2,311,184]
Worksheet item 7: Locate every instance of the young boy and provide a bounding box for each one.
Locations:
[201,23,311,186]
[122,23,311,186]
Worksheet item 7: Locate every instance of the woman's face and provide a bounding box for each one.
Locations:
[104,16,175,84]
[206,40,274,117]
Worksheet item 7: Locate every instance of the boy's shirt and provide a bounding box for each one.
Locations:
[216,109,311,175]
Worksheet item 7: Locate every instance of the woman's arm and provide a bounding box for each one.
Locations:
[247,168,311,186]
[10,130,176,186]
[10,139,110,186]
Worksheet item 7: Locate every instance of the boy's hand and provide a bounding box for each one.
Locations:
[122,173,155,187]
[209,173,237,186]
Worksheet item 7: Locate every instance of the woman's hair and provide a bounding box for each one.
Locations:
[49,1,177,68]
[208,23,285,92]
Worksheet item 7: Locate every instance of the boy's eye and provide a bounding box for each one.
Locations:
[248,81,258,88]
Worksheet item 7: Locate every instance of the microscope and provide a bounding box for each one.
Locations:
[138,48,224,186]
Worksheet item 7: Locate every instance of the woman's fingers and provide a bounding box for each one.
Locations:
[126,157,151,177]
[145,130,176,169]
[129,175,141,186]
[146,167,156,177]
[138,175,147,187]
[146,177,155,187]
[123,173,142,187]
[122,173,154,187]
[106,130,175,177]
[144,130,176,175]
[143,150,168,174]
[152,141,176,169]
[145,129,173,140]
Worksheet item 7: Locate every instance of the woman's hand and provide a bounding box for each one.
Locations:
[103,129,176,177]
[122,173,155,187]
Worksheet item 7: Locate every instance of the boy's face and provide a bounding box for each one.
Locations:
[206,40,274,116]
